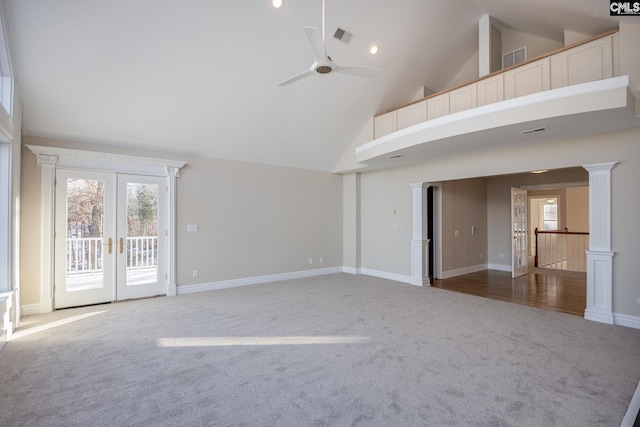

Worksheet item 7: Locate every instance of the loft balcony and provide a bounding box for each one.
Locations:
[355,30,640,170]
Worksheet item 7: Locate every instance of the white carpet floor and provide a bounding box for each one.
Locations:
[1,273,639,426]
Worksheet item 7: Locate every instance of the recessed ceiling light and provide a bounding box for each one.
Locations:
[272,0,283,8]
[369,44,379,55]
[531,170,548,174]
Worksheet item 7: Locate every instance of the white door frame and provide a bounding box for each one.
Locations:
[409,182,442,285]
[26,145,186,313]
[431,184,443,279]
[511,187,529,278]
[116,173,168,301]
[54,169,117,308]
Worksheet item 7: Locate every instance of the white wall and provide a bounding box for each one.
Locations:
[619,22,640,92]
[0,91,21,342]
[20,136,343,305]
[566,186,589,232]
[445,51,479,90]
[342,173,360,271]
[441,178,487,273]
[176,155,343,284]
[501,28,563,62]
[356,128,640,320]
[360,168,413,277]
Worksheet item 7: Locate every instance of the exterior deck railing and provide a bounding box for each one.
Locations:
[66,236,158,274]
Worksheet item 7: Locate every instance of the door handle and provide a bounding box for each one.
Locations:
[104,237,112,254]
[119,238,124,254]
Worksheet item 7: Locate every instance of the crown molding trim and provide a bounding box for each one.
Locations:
[26,145,187,176]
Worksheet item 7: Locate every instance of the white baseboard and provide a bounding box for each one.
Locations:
[176,267,344,295]
[487,263,511,272]
[359,268,415,286]
[584,309,615,325]
[614,312,640,330]
[621,380,640,427]
[342,267,361,275]
[21,303,44,316]
[442,264,488,279]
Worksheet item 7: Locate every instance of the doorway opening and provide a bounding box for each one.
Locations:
[426,170,589,316]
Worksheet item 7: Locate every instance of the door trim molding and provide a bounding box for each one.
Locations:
[409,182,442,285]
[26,145,187,313]
[26,145,187,176]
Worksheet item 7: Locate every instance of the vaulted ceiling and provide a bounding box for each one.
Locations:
[4,0,631,171]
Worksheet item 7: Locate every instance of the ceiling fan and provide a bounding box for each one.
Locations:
[277,0,379,87]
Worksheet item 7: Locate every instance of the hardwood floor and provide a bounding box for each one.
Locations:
[431,268,587,316]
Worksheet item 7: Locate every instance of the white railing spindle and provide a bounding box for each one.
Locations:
[66,236,158,274]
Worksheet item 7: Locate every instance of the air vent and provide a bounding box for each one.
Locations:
[333,27,353,44]
[503,46,527,68]
[520,126,547,135]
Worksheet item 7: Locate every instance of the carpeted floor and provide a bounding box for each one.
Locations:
[1,273,639,426]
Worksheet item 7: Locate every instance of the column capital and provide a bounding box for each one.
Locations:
[409,182,432,190]
[166,166,181,178]
[582,161,617,173]
[35,154,58,167]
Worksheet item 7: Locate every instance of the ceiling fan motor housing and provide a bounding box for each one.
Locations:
[316,65,332,74]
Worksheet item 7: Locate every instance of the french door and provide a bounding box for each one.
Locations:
[511,187,529,278]
[54,170,167,309]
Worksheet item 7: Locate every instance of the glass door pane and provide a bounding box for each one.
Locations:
[116,174,166,300]
[65,178,105,291]
[55,170,115,309]
[125,182,159,286]
[511,187,528,278]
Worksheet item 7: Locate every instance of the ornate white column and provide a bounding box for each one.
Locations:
[36,154,58,312]
[409,182,430,286]
[166,166,181,296]
[583,161,617,324]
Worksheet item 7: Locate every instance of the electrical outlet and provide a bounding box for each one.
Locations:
[187,224,199,232]
[499,253,505,260]
[454,230,459,237]
[192,270,199,278]
[320,257,324,264]
[309,258,313,264]
[479,253,483,259]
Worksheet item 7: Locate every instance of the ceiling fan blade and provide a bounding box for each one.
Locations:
[304,26,327,63]
[332,65,380,78]
[277,69,315,87]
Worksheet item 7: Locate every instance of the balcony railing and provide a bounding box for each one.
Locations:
[534,228,589,272]
[66,236,158,274]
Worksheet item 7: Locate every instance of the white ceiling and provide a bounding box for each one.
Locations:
[4,0,631,172]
